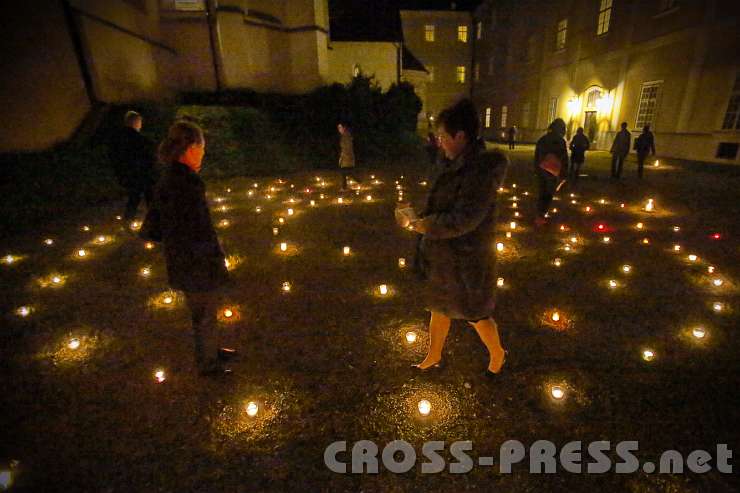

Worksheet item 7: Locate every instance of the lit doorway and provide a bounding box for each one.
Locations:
[584,111,598,142]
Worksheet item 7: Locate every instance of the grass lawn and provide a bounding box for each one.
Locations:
[1,145,739,492]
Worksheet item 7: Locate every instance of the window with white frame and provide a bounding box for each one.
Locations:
[548,97,558,123]
[458,25,468,42]
[475,62,480,82]
[721,72,740,130]
[635,81,662,129]
[456,66,466,83]
[522,102,531,128]
[556,19,568,50]
[485,107,492,128]
[476,21,483,40]
[425,24,435,42]
[597,0,612,35]
[488,56,495,76]
[501,105,508,127]
[427,65,435,82]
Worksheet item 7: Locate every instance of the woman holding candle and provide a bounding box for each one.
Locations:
[396,99,509,376]
[141,120,233,377]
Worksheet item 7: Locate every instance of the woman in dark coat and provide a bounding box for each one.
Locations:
[397,99,509,376]
[141,120,232,376]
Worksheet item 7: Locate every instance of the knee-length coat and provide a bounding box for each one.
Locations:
[414,140,508,320]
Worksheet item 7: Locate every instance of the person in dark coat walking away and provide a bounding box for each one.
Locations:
[395,99,509,376]
[108,111,157,222]
[337,122,358,191]
[610,122,631,179]
[140,120,234,377]
[569,127,590,182]
[634,125,656,179]
[534,118,568,226]
[507,126,517,150]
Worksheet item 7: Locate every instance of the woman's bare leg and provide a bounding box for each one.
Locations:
[415,311,452,369]
[470,317,506,373]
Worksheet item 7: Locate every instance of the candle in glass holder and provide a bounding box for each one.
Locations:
[642,349,655,361]
[343,246,351,256]
[246,401,259,417]
[692,327,706,339]
[550,386,564,400]
[379,284,388,295]
[282,281,291,292]
[405,331,417,343]
[155,370,166,383]
[418,399,431,416]
[280,242,287,252]
[398,258,406,268]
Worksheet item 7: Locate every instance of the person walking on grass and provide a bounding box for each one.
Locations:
[569,127,590,182]
[337,122,358,191]
[108,110,157,222]
[610,122,631,179]
[634,125,656,179]
[395,99,509,377]
[140,120,235,377]
[507,125,517,150]
[534,118,569,226]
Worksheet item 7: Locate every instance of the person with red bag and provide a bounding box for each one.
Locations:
[534,118,569,226]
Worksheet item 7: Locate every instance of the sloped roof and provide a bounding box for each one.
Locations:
[402,46,427,72]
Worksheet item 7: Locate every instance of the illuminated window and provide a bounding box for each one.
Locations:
[522,102,531,128]
[721,72,740,130]
[456,66,466,83]
[556,19,568,50]
[476,21,483,40]
[485,107,492,128]
[635,81,662,129]
[458,25,468,43]
[501,105,508,128]
[488,56,495,76]
[425,24,435,42]
[173,0,205,10]
[427,65,435,82]
[548,97,558,122]
[597,0,612,35]
[474,62,480,82]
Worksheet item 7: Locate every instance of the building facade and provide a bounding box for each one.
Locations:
[400,9,473,129]
[472,0,740,164]
[1,0,329,152]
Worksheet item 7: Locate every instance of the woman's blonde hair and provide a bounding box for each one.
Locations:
[158,120,204,164]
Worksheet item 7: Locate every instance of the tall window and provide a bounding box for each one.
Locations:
[485,107,492,128]
[425,24,435,42]
[458,25,468,43]
[456,66,466,83]
[522,102,531,128]
[488,56,495,76]
[548,97,558,123]
[556,19,568,50]
[721,72,740,130]
[597,0,612,35]
[501,106,508,127]
[476,21,483,40]
[635,81,662,129]
[474,62,480,82]
[427,65,435,82]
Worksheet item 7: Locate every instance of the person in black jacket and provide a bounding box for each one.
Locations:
[396,99,509,377]
[634,125,656,179]
[108,111,157,222]
[569,127,590,182]
[141,120,233,377]
[534,118,569,225]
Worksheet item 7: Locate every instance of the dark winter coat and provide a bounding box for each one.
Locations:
[535,131,569,179]
[569,133,590,163]
[610,128,631,156]
[634,131,656,156]
[140,162,229,293]
[414,139,508,320]
[108,127,157,191]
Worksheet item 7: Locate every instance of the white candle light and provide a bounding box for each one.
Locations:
[645,198,654,212]
[155,369,166,383]
[496,242,504,252]
[510,221,516,230]
[379,284,388,296]
[418,399,431,416]
[609,280,618,288]
[497,277,505,287]
[44,238,54,246]
[246,401,259,417]
[674,244,681,252]
[550,386,565,400]
[223,309,233,318]
[398,258,406,268]
[77,249,87,258]
[603,236,611,243]
[642,349,655,361]
[692,327,706,339]
[673,226,680,232]
[712,278,723,287]
[278,217,285,224]
[163,296,173,304]
[140,267,151,277]
[707,266,715,273]
[688,254,698,262]
[636,222,644,230]
[145,242,155,250]
[282,281,291,292]
[287,208,294,216]
[622,264,632,273]
[16,306,31,317]
[405,331,417,343]
[310,200,316,206]
[343,246,351,256]
[280,242,287,252]
[551,311,560,322]
[273,227,279,236]
[712,302,723,312]
[553,258,562,267]
[68,338,81,350]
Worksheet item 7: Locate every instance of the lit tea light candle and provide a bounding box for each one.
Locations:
[418,399,431,416]
[68,338,81,350]
[287,208,294,216]
[603,237,611,243]
[145,242,155,250]
[52,276,62,284]
[642,238,650,245]
[559,225,567,231]
[82,225,91,232]
[405,331,417,343]
[398,258,406,268]
[642,349,655,361]
[551,311,560,322]
[514,212,520,217]
[622,264,632,273]
[310,200,316,206]
[523,191,529,196]
[551,208,558,213]
[571,200,577,205]
[116,215,122,220]
[510,221,517,230]
[130,221,141,231]
[219,220,230,228]
[712,278,723,287]
[550,386,565,400]
[223,308,233,318]
[44,238,54,246]
[654,160,660,167]
[338,198,343,204]
[96,235,107,244]
[140,267,151,277]
[608,280,618,289]
[707,266,715,274]
[688,254,698,262]
[77,249,87,258]
[673,244,681,252]
[265,194,272,200]
[599,199,606,204]
[564,245,572,251]
[512,183,517,188]
[214,197,224,203]
[636,222,644,229]
[2,254,16,265]
[370,175,375,179]
[280,242,287,252]
[505,231,512,238]
[512,202,518,209]
[289,198,295,203]
[246,401,259,417]
[644,198,654,212]
[597,224,606,231]
[379,284,389,296]
[712,302,723,312]
[553,258,562,267]
[497,277,505,288]
[16,306,31,317]
[570,236,577,244]
[272,227,279,236]
[692,327,706,339]
[620,203,625,208]
[343,246,351,256]
[154,369,166,383]
[163,295,173,304]
[253,183,259,188]
[365,195,373,201]
[282,281,291,292]
[278,217,285,224]
[585,206,591,212]
[255,206,262,213]
[248,190,254,197]
[673,226,680,232]
[512,196,518,201]
[496,242,504,252]
[226,188,232,193]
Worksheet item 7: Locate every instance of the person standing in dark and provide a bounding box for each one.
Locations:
[569,127,590,182]
[337,122,358,191]
[507,125,517,150]
[634,125,656,179]
[534,118,568,226]
[140,120,234,377]
[610,122,631,179]
[108,111,157,222]
[396,99,509,376]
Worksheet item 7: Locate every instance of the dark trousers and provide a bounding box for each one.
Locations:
[508,140,515,149]
[570,159,584,181]
[636,152,648,178]
[611,153,627,178]
[184,290,222,372]
[536,169,557,217]
[124,187,152,221]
